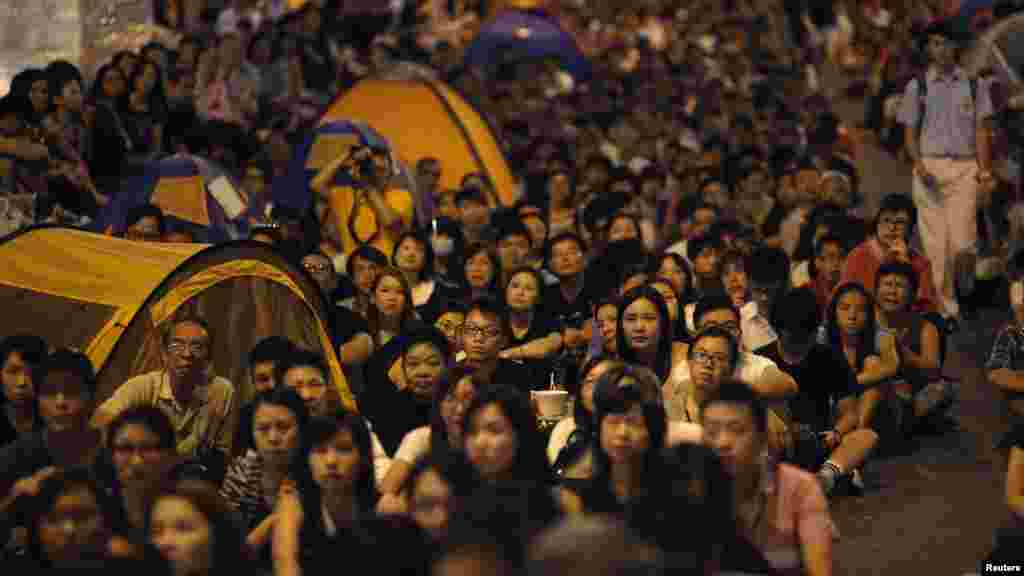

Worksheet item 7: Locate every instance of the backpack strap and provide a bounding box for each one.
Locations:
[916,73,980,138]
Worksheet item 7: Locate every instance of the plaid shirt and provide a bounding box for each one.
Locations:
[986,323,1024,373]
[219,450,272,529]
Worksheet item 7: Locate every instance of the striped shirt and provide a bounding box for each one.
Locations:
[220,450,272,529]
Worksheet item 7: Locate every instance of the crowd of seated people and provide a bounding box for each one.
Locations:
[3,0,1024,574]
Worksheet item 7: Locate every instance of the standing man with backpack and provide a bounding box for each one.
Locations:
[898,19,997,333]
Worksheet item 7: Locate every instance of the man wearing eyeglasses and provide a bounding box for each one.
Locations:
[457,297,533,390]
[92,316,236,460]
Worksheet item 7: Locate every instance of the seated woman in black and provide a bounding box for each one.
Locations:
[559,364,671,516]
[274,411,429,576]
[361,325,451,455]
[393,230,455,325]
[500,266,563,388]
[0,334,47,447]
[103,406,177,534]
[361,267,426,406]
[547,356,621,484]
[617,286,687,385]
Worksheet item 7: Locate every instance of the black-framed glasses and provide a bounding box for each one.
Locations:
[691,350,730,368]
[461,325,500,340]
[167,341,208,355]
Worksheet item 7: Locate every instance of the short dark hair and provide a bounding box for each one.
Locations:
[748,246,790,288]
[126,203,166,234]
[248,336,294,369]
[688,326,740,371]
[162,315,212,348]
[876,194,917,236]
[770,287,821,337]
[275,348,329,387]
[37,349,96,400]
[346,245,388,277]
[687,233,723,263]
[107,405,176,452]
[496,216,531,244]
[693,291,738,328]
[0,334,48,378]
[875,261,919,301]
[545,232,586,266]
[700,379,768,435]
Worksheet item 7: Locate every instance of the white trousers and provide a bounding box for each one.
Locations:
[911,157,979,319]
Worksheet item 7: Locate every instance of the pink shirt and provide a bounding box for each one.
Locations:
[839,238,940,314]
[742,463,833,576]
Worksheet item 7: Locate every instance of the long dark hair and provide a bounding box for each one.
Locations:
[430,365,477,457]
[464,243,501,295]
[826,282,879,371]
[590,364,669,497]
[246,388,310,468]
[28,467,120,568]
[553,356,623,476]
[653,251,695,304]
[463,384,553,485]
[144,478,248,574]
[366,267,418,344]
[295,410,378,524]
[617,286,674,381]
[392,230,436,282]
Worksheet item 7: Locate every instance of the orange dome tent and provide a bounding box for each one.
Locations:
[320,78,518,208]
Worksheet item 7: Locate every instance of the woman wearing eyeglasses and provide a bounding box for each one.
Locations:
[103,406,178,534]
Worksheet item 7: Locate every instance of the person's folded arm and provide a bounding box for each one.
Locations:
[751,365,798,399]
[502,333,563,360]
[989,369,1024,393]
[1008,446,1024,519]
[899,321,940,380]
[338,333,374,366]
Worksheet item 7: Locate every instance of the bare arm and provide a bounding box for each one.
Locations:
[310,153,351,196]
[833,397,861,435]
[379,459,413,495]
[897,322,940,380]
[363,187,402,232]
[752,365,799,399]
[246,514,276,550]
[338,333,374,367]
[272,487,304,576]
[501,333,563,361]
[988,369,1024,393]
[857,333,901,387]
[0,136,48,161]
[1008,446,1024,519]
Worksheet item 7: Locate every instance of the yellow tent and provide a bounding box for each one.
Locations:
[321,78,518,208]
[0,226,354,411]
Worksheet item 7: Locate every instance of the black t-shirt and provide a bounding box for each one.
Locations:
[508,312,561,388]
[543,276,595,333]
[761,202,787,239]
[329,302,370,348]
[761,343,859,432]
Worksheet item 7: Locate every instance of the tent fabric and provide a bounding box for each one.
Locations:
[464,9,592,80]
[0,227,354,411]
[320,78,519,208]
[98,154,248,243]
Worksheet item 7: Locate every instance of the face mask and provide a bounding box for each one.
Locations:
[431,236,454,256]
[1012,281,1024,308]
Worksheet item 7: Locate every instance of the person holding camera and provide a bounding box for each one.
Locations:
[311,142,413,259]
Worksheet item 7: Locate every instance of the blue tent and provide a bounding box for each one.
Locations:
[97,154,247,242]
[464,9,591,80]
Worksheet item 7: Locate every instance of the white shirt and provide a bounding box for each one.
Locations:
[740,301,778,353]
[664,352,778,421]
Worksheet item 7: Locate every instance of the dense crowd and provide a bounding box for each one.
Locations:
[2,0,1024,574]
